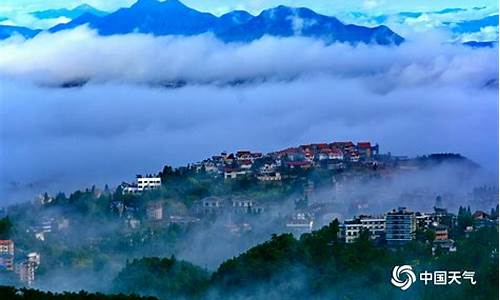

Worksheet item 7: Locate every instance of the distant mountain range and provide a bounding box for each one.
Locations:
[30,4,108,20]
[6,0,404,45]
[446,14,499,33]
[0,25,41,39]
[2,0,498,46]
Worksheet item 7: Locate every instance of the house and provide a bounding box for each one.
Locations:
[415,213,433,229]
[0,241,14,271]
[286,161,312,169]
[168,216,200,225]
[200,196,226,215]
[0,254,14,271]
[231,197,260,214]
[347,151,360,162]
[330,148,344,160]
[121,182,140,194]
[238,159,253,170]
[472,210,490,220]
[340,215,386,243]
[357,142,380,161]
[146,202,163,221]
[224,168,247,179]
[15,260,36,286]
[202,160,219,173]
[331,141,355,154]
[257,171,282,181]
[434,225,449,241]
[122,175,162,194]
[136,175,161,191]
[385,207,416,246]
[286,213,314,234]
[27,253,40,269]
[0,240,14,256]
[236,151,252,161]
[432,239,457,255]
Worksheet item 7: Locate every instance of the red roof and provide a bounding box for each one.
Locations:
[287,161,311,167]
[314,143,329,149]
[332,141,354,148]
[331,149,343,155]
[357,142,371,149]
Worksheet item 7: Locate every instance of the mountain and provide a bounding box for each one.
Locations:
[217,6,403,44]
[463,40,497,48]
[101,0,218,35]
[448,14,499,33]
[31,4,108,20]
[0,25,41,39]
[48,0,403,45]
[48,12,102,33]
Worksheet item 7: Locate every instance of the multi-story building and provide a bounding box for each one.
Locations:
[341,216,386,243]
[15,260,35,286]
[0,240,14,256]
[146,202,163,220]
[386,207,416,245]
[199,196,226,215]
[286,213,314,234]
[434,225,449,241]
[0,254,14,271]
[122,175,162,194]
[137,176,162,191]
[14,252,40,286]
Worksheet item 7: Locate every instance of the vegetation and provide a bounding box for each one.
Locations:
[0,217,13,239]
[0,286,157,300]
[108,221,498,300]
[112,256,210,299]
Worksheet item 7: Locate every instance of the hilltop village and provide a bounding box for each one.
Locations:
[0,140,498,287]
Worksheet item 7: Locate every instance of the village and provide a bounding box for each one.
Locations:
[0,140,498,286]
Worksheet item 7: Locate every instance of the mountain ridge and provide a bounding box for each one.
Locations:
[31,4,108,20]
[45,0,404,45]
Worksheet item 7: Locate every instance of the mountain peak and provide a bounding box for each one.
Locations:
[74,4,95,10]
[132,0,186,8]
[45,0,403,46]
[132,0,161,8]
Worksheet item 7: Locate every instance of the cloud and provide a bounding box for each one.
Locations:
[0,26,497,86]
[0,12,71,29]
[0,27,497,204]
[459,25,499,42]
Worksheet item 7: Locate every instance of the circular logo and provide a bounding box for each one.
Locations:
[391,265,416,291]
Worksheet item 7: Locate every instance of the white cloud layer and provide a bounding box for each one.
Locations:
[0,27,497,204]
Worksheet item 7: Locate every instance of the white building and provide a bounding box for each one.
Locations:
[342,216,386,243]
[27,252,40,268]
[122,176,162,194]
[147,202,163,220]
[224,169,247,179]
[15,261,35,286]
[286,213,314,233]
[137,176,162,191]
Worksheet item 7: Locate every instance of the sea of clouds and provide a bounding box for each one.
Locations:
[0,26,497,204]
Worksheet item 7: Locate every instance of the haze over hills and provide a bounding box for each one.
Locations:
[15,0,403,45]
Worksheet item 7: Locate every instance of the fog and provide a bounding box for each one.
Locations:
[0,26,498,204]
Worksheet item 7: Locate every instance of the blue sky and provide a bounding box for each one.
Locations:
[0,0,498,16]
